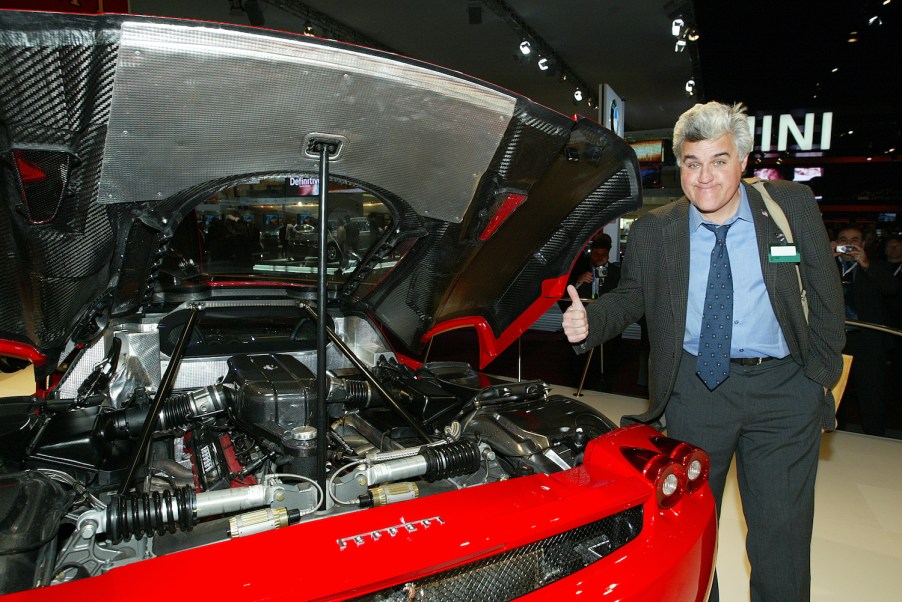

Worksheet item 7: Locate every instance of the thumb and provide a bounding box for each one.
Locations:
[566,284,584,308]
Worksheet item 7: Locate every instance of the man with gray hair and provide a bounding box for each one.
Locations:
[562,101,844,601]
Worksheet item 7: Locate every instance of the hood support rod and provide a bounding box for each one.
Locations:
[313,139,337,499]
[119,303,202,495]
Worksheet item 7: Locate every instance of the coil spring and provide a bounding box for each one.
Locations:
[420,439,482,482]
[106,486,195,544]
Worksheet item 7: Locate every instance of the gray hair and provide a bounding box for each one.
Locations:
[672,101,752,162]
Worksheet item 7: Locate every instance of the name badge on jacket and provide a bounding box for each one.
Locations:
[769,243,800,263]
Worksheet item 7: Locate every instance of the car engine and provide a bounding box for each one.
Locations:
[0,297,617,594]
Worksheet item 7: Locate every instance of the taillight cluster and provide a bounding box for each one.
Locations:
[621,436,710,509]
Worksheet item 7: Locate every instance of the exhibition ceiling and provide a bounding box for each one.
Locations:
[131,0,901,153]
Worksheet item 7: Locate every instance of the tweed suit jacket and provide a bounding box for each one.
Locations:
[576,180,846,425]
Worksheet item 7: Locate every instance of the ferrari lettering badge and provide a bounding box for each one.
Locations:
[337,516,444,551]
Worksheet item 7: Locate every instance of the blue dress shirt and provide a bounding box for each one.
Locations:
[683,183,790,359]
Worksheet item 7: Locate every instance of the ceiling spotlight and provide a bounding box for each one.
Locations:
[675,38,687,52]
[671,18,684,37]
[303,21,315,36]
[536,56,558,76]
[685,78,695,96]
[586,97,595,108]
[686,28,700,42]
[573,88,583,103]
[847,31,859,42]
[519,40,532,55]
[868,15,883,26]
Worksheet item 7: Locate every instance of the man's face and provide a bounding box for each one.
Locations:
[885,239,902,262]
[836,228,863,250]
[679,133,748,224]
[589,246,609,267]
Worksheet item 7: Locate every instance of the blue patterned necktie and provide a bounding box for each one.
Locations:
[696,223,733,390]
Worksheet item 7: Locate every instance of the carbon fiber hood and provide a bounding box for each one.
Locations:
[0,11,640,368]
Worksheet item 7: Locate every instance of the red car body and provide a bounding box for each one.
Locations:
[4,424,715,601]
[0,10,715,601]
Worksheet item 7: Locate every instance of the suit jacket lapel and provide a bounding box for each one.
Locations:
[665,200,690,338]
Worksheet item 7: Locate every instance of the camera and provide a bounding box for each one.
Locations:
[836,245,855,253]
[594,265,608,279]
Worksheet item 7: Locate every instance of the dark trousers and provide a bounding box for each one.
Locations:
[666,351,822,602]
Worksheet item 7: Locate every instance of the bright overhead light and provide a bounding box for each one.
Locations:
[685,78,695,96]
[675,38,687,52]
[304,21,314,36]
[573,88,583,102]
[537,57,549,71]
[519,40,532,55]
[868,15,883,26]
[847,31,859,42]
[671,18,684,37]
[685,28,700,41]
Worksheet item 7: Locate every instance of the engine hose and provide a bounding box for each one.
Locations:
[420,439,482,482]
[97,385,229,442]
[342,379,371,405]
[157,391,194,430]
[327,377,373,408]
[106,486,195,544]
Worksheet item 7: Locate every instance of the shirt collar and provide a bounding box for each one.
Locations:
[689,182,752,232]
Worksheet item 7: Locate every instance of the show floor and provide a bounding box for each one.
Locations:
[543,384,902,602]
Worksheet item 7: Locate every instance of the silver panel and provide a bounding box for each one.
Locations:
[99,21,517,223]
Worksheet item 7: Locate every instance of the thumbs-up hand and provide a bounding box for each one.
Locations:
[562,284,589,343]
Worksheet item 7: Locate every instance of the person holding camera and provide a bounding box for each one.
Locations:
[833,224,900,436]
[568,232,620,299]
[565,232,621,389]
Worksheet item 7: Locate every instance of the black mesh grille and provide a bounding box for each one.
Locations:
[356,505,642,601]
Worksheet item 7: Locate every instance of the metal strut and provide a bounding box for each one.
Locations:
[312,138,340,500]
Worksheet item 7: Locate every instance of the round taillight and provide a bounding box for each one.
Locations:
[620,447,687,509]
[654,461,687,509]
[687,458,702,481]
[649,436,710,493]
[662,471,680,496]
[682,449,710,492]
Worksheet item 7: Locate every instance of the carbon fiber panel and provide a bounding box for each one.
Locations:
[99,21,516,223]
[0,35,120,354]
[494,169,635,319]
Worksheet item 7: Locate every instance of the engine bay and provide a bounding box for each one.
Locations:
[0,297,617,594]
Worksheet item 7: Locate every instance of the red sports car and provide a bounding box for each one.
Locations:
[0,10,716,601]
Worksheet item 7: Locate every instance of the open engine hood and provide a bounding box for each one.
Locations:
[0,11,640,370]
